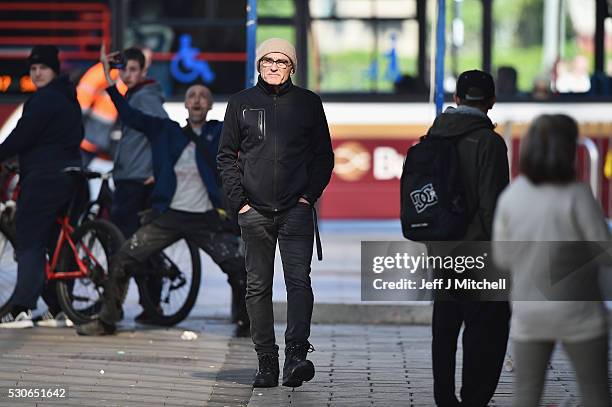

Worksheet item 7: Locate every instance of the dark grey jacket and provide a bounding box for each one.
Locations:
[113,80,167,182]
[427,106,509,240]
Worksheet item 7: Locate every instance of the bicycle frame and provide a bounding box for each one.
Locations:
[0,164,110,283]
[45,215,105,281]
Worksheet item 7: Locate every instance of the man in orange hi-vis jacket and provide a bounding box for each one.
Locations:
[77,62,127,166]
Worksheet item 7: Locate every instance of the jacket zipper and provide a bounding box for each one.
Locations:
[273,94,278,212]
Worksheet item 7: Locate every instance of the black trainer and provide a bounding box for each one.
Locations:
[253,353,279,388]
[282,342,315,388]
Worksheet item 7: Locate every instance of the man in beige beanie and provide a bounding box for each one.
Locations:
[218,38,334,388]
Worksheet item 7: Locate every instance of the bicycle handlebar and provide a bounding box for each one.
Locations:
[61,167,112,180]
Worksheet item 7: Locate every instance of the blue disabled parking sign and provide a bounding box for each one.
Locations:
[171,34,216,84]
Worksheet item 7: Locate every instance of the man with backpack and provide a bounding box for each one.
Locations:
[76,47,248,337]
[401,70,510,406]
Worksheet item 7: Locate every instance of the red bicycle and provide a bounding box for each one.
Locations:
[0,167,124,324]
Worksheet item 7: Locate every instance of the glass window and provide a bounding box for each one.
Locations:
[492,0,546,95]
[257,0,295,17]
[127,0,246,97]
[310,0,415,18]
[309,2,419,93]
[256,26,295,44]
[492,0,599,96]
[445,0,482,92]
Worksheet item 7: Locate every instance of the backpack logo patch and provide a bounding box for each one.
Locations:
[410,183,438,214]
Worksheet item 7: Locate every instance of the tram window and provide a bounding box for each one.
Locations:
[127,0,246,97]
[258,0,295,17]
[445,0,482,93]
[309,1,419,93]
[256,26,295,45]
[491,0,602,95]
[310,0,415,18]
[492,1,544,93]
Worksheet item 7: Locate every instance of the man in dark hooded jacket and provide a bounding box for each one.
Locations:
[0,45,83,328]
[427,70,510,407]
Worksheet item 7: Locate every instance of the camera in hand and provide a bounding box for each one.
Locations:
[109,53,126,69]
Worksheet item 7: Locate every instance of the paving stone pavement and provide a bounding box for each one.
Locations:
[0,319,609,406]
[0,319,254,407]
[249,324,612,407]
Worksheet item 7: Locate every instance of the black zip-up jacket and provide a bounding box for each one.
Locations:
[217,76,334,214]
[427,106,509,240]
[0,75,83,177]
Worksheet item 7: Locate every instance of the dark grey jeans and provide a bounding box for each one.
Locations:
[238,203,314,355]
[99,209,247,325]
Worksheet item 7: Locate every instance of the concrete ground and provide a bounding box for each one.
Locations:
[0,319,609,406]
[0,220,610,406]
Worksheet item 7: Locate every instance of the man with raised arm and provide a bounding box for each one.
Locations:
[76,46,248,337]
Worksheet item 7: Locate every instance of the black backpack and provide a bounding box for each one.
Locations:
[400,134,469,241]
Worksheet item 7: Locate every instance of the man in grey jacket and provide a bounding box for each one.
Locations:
[110,47,167,322]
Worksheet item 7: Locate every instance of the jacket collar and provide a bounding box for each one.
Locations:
[182,122,211,139]
[256,75,293,96]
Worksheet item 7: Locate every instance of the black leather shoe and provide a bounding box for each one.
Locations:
[253,353,279,388]
[76,320,116,336]
[282,342,315,388]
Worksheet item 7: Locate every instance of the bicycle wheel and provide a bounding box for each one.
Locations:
[0,223,17,317]
[138,239,201,326]
[56,219,124,325]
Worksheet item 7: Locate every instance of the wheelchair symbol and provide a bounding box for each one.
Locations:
[171,34,216,84]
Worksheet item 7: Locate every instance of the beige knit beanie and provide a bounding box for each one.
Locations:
[256,38,297,73]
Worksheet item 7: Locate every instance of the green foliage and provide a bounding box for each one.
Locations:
[310,51,417,92]
[257,0,294,17]
[516,0,543,47]
[256,26,295,44]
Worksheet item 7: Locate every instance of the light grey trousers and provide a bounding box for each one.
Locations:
[512,335,611,407]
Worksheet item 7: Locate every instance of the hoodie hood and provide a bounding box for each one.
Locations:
[43,75,78,104]
[126,79,165,102]
[427,106,494,138]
